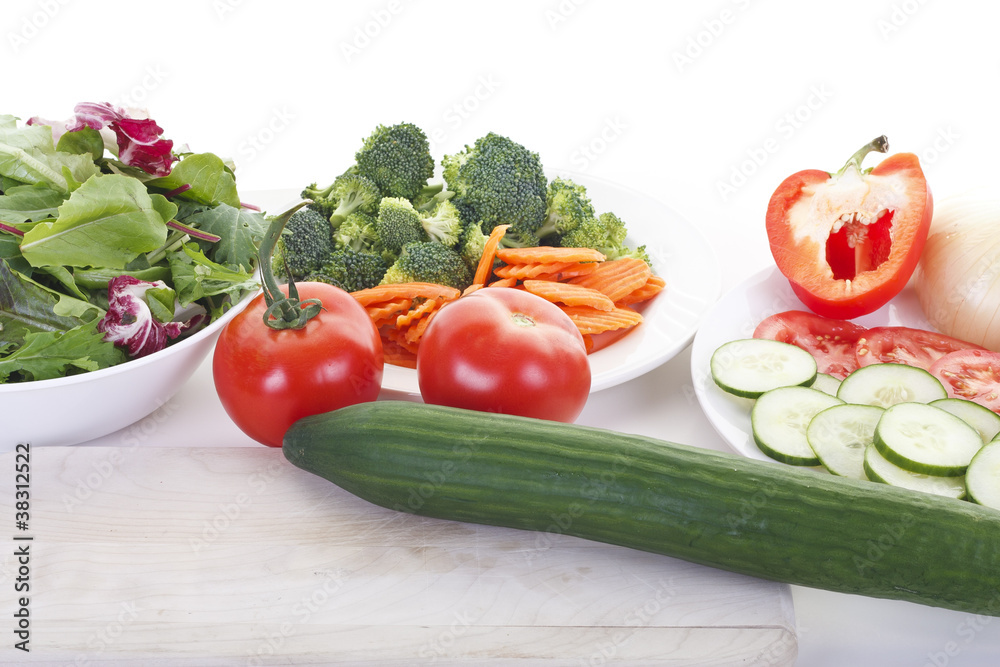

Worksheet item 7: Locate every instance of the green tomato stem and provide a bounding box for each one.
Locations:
[836,135,889,177]
[259,200,324,331]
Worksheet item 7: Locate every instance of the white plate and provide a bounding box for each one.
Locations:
[690,266,932,462]
[249,174,722,396]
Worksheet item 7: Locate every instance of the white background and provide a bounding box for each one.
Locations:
[6,0,1000,664]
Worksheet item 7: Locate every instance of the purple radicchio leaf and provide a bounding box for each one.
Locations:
[97,275,204,358]
[66,102,175,177]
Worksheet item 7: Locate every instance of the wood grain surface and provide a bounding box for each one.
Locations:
[0,446,797,665]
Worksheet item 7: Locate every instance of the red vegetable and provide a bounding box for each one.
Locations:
[416,287,591,423]
[855,326,985,371]
[213,204,383,447]
[753,310,866,380]
[765,136,932,319]
[930,349,1000,413]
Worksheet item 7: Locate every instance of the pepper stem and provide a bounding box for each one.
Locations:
[258,200,324,330]
[836,135,889,177]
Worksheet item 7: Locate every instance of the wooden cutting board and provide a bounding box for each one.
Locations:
[0,446,797,665]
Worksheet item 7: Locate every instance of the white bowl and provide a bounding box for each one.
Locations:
[0,292,256,451]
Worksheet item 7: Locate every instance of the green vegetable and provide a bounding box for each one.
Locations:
[271,207,335,280]
[419,199,464,247]
[311,248,388,293]
[536,176,596,242]
[284,401,1000,617]
[442,132,547,243]
[375,197,427,256]
[0,108,267,382]
[561,211,651,264]
[355,123,435,201]
[302,172,381,227]
[333,211,380,253]
[381,241,471,291]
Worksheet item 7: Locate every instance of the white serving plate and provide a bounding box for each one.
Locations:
[690,266,932,462]
[251,172,722,396]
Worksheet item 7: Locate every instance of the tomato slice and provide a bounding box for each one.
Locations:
[765,136,932,319]
[753,310,867,380]
[855,326,985,371]
[929,349,1000,413]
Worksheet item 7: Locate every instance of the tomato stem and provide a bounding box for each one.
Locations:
[836,135,889,177]
[258,200,324,330]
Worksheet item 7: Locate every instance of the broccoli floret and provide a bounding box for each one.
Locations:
[419,200,464,248]
[334,211,380,252]
[536,177,596,242]
[303,172,381,228]
[313,248,388,293]
[412,181,454,212]
[458,221,489,273]
[381,241,472,291]
[560,211,650,265]
[270,207,334,280]
[355,123,435,200]
[375,197,427,256]
[441,132,547,242]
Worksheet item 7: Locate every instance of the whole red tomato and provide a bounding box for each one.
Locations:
[766,136,932,319]
[417,288,591,422]
[213,282,383,447]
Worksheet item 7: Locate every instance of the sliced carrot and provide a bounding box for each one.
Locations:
[569,258,652,303]
[474,224,510,286]
[402,310,437,345]
[522,280,615,311]
[527,262,601,282]
[559,304,644,335]
[616,275,666,306]
[496,246,606,265]
[487,276,519,288]
[380,335,418,368]
[352,282,461,306]
[493,261,583,280]
[365,298,413,326]
[396,297,439,328]
[462,283,484,296]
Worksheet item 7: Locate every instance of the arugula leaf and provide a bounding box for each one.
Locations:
[0,183,66,223]
[145,152,240,208]
[20,173,168,269]
[181,203,267,271]
[0,319,125,382]
[0,123,99,192]
[0,258,87,348]
[168,243,258,308]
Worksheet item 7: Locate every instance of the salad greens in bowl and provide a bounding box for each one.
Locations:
[0,103,268,448]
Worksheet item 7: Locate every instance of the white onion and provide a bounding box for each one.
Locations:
[915,196,1000,351]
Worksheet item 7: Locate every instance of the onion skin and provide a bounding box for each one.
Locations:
[914,197,1000,351]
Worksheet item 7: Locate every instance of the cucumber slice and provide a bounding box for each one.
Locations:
[711,339,817,399]
[751,386,843,466]
[810,373,842,397]
[966,441,1000,510]
[837,363,946,407]
[864,444,967,500]
[930,398,1000,444]
[806,404,883,480]
[874,402,982,477]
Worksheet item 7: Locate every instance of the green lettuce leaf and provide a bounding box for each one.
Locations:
[181,203,267,271]
[0,122,99,192]
[168,243,258,308]
[20,173,168,269]
[0,183,67,223]
[0,319,125,383]
[145,152,240,208]
[0,258,89,349]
